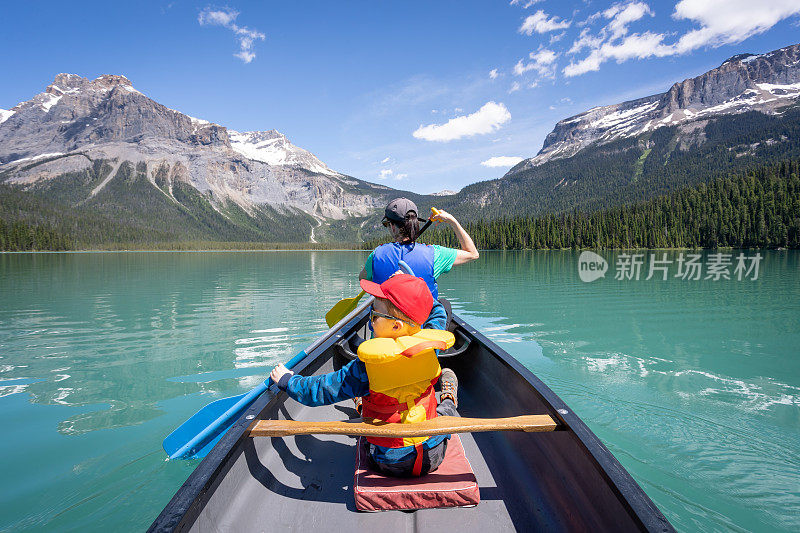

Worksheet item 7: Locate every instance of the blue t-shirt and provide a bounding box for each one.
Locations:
[364,244,458,281]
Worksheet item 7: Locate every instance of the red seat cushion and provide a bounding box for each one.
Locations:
[354,434,480,511]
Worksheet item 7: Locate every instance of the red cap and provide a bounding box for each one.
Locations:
[360,274,433,325]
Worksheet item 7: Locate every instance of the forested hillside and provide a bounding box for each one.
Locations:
[394,159,800,250]
[7,156,800,251]
[436,105,800,221]
[0,158,322,250]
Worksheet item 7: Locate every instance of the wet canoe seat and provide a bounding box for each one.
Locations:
[354,434,480,511]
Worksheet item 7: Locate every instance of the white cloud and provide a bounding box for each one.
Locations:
[519,10,571,35]
[395,173,408,180]
[550,31,566,44]
[198,7,265,63]
[563,2,665,76]
[489,68,499,79]
[413,101,512,142]
[514,48,558,78]
[578,9,606,27]
[510,0,542,7]
[672,0,800,53]
[379,169,393,179]
[198,9,238,26]
[481,156,524,167]
[564,31,672,76]
[564,0,800,77]
[509,81,521,93]
[381,156,390,163]
[604,1,652,39]
[568,27,604,54]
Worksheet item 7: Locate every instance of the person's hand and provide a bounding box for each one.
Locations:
[431,209,457,227]
[270,364,293,384]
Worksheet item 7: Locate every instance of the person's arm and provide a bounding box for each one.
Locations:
[423,299,447,330]
[431,209,479,265]
[270,359,370,406]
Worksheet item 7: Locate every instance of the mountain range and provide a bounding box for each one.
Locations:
[442,43,800,219]
[0,73,403,243]
[2,42,800,246]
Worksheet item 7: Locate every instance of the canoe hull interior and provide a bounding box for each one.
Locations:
[150,312,673,532]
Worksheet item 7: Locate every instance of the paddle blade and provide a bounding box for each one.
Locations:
[325,290,365,327]
[163,393,248,460]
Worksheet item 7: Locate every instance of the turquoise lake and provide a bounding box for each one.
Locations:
[0,251,798,531]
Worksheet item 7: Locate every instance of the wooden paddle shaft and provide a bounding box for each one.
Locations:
[250,414,556,438]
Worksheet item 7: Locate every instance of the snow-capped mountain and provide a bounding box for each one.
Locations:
[0,73,385,222]
[228,130,339,176]
[510,43,800,174]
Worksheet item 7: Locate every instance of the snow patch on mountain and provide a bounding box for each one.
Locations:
[0,109,13,124]
[592,101,659,131]
[39,93,62,112]
[229,130,340,176]
[6,152,65,165]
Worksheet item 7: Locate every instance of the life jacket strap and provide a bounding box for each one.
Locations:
[362,383,435,417]
[412,443,424,476]
[401,340,448,358]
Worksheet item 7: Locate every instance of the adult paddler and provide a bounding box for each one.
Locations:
[360,197,480,330]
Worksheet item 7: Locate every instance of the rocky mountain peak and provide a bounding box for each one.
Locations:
[234,129,285,144]
[510,42,800,174]
[723,53,756,65]
[46,73,135,97]
[0,72,385,227]
[92,74,133,89]
[228,128,338,176]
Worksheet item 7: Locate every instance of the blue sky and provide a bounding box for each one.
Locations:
[1,1,799,194]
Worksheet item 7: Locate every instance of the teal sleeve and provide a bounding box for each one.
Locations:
[363,251,375,281]
[431,245,458,279]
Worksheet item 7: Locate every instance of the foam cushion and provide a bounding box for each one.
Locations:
[354,434,480,511]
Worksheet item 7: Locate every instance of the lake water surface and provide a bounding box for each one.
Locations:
[0,251,798,531]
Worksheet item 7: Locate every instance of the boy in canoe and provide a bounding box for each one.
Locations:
[270,274,458,477]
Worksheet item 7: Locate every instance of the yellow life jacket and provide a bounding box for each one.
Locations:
[358,329,455,448]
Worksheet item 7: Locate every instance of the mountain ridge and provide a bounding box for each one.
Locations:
[509,43,800,174]
[0,73,390,225]
[424,42,800,222]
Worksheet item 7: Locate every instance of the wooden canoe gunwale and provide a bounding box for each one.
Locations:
[149,309,673,532]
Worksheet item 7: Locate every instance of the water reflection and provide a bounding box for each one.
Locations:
[0,252,368,435]
[0,250,798,531]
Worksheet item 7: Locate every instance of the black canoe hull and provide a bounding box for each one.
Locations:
[150,310,673,532]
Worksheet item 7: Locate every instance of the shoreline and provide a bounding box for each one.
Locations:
[0,246,790,254]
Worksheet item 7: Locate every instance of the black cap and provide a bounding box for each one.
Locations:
[384,198,418,224]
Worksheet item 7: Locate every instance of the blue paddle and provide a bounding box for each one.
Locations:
[163,261,417,460]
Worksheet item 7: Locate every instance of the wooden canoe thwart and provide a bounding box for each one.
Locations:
[249,414,558,438]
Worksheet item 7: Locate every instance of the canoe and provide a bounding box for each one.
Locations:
[150,307,674,532]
